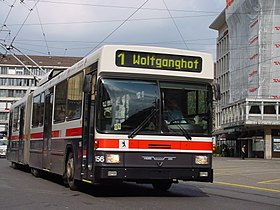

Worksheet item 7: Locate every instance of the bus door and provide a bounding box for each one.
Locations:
[43,90,53,170]
[18,105,25,163]
[81,71,96,181]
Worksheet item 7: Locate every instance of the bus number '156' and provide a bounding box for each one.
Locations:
[95,156,104,162]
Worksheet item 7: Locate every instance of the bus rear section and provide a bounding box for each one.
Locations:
[7,94,32,168]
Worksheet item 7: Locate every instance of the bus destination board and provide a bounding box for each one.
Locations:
[116,50,202,72]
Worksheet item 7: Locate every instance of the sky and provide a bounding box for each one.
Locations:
[0,0,226,58]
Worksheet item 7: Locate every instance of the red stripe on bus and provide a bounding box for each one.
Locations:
[52,130,60,138]
[9,135,28,140]
[10,135,19,140]
[97,139,119,148]
[180,141,213,150]
[30,132,43,139]
[96,139,212,151]
[30,130,60,139]
[66,127,82,137]
[129,140,181,149]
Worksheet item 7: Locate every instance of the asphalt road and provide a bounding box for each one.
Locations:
[0,157,279,210]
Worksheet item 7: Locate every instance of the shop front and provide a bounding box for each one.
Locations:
[272,129,280,158]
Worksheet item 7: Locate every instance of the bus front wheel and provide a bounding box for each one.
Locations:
[66,152,79,190]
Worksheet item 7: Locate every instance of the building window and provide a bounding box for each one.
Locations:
[16,69,23,75]
[264,103,276,114]
[249,105,261,114]
[272,138,280,152]
[0,90,6,97]
[0,113,7,120]
[8,90,14,97]
[24,69,30,75]
[0,78,4,85]
[0,67,8,74]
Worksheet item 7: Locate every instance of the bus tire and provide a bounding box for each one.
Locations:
[11,162,18,169]
[152,180,172,192]
[66,152,79,191]
[31,168,41,177]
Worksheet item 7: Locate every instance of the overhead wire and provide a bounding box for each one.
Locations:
[35,4,50,55]
[14,36,280,63]
[162,0,188,49]
[85,0,150,56]
[3,1,258,57]
[14,36,218,44]
[33,0,222,14]
[3,1,279,55]
[5,14,219,27]
[9,0,40,47]
[0,42,39,81]
[0,0,50,75]
[12,45,46,73]
[0,0,17,34]
[1,1,223,56]
[9,39,217,57]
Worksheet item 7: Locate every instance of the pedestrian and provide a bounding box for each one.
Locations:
[241,145,246,160]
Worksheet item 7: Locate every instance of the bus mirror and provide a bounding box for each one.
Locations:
[83,74,93,93]
[213,83,221,101]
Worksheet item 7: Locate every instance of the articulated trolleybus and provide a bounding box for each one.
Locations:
[8,45,214,191]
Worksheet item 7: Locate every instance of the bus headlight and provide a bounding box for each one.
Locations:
[106,154,120,164]
[195,155,209,165]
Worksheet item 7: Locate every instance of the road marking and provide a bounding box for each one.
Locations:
[258,179,280,184]
[214,181,280,193]
[82,179,92,184]
[214,171,279,176]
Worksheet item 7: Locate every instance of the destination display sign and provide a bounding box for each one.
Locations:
[115,50,202,72]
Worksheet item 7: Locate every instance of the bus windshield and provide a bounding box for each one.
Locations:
[97,78,212,136]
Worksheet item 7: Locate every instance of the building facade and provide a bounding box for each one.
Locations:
[0,54,81,135]
[210,0,280,159]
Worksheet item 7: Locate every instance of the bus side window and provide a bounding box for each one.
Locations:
[39,92,45,126]
[54,80,67,123]
[13,107,19,132]
[32,95,40,127]
[8,111,13,137]
[66,72,83,120]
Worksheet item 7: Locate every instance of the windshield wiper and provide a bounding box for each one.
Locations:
[128,108,158,139]
[176,123,192,140]
[168,119,192,140]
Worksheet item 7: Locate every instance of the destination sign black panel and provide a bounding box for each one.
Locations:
[115,50,202,72]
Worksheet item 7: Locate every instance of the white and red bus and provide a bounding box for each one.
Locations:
[7,45,215,191]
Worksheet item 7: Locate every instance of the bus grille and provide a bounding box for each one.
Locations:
[148,144,171,149]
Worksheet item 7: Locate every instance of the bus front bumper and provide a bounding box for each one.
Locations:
[95,167,213,183]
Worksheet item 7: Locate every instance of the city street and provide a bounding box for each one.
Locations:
[0,1,280,209]
[0,157,279,210]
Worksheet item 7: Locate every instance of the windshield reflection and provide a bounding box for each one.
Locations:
[97,79,158,133]
[97,78,212,136]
